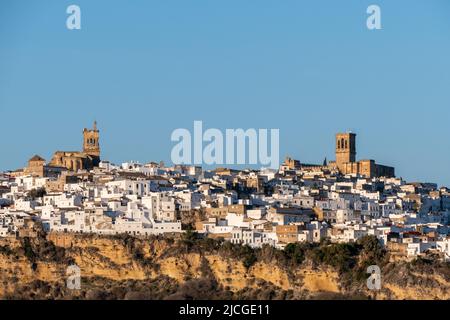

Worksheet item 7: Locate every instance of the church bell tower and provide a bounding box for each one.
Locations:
[335,132,356,170]
[83,121,101,159]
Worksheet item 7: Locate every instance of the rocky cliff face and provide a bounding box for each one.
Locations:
[0,233,449,300]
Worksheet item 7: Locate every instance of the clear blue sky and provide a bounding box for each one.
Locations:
[1,0,450,186]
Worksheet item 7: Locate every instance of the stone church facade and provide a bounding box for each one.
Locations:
[282,132,395,179]
[22,155,63,178]
[49,121,101,171]
[328,132,395,178]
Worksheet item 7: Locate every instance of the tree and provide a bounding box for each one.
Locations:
[28,187,47,200]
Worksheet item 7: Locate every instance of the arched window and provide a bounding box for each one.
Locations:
[341,138,345,149]
[345,140,348,149]
[338,140,341,149]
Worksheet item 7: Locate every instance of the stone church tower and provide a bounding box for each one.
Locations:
[83,121,101,158]
[335,132,356,171]
[48,121,101,171]
[281,131,394,179]
[333,132,395,178]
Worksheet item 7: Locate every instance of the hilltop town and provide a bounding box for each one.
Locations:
[1,122,449,263]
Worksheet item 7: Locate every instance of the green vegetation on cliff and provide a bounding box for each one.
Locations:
[0,231,449,300]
